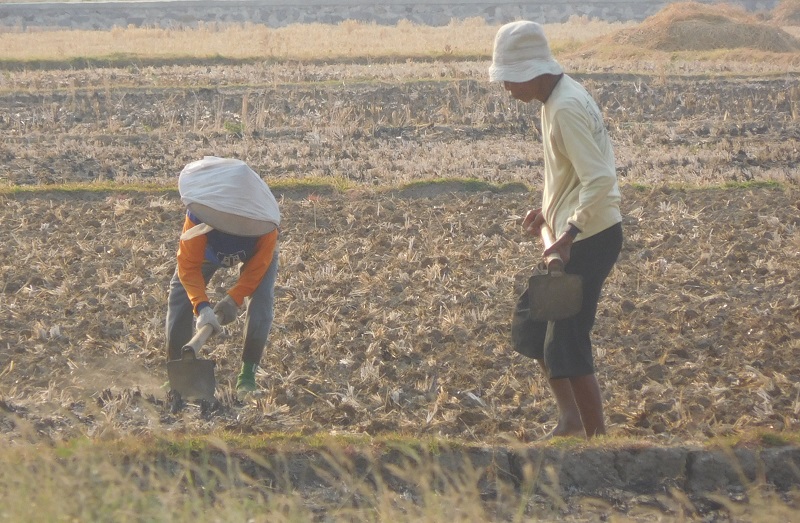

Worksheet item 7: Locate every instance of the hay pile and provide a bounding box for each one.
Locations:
[609,1,800,52]
[772,0,800,26]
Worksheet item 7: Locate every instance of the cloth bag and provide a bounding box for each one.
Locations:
[178,156,281,239]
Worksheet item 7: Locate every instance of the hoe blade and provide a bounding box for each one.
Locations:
[528,271,583,321]
[167,349,216,402]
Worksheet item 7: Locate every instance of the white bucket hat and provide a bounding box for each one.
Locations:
[488,21,563,83]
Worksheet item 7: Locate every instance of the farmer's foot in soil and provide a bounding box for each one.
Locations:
[236,382,261,400]
[541,416,585,440]
[236,363,261,399]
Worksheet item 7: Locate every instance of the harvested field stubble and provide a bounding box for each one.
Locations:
[1,180,800,519]
[1,70,799,188]
[1,8,800,520]
[1,184,798,444]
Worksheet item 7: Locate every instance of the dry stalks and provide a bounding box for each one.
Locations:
[1,6,800,522]
[0,17,630,62]
[600,2,800,53]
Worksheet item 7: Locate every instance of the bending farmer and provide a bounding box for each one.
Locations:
[166,156,281,397]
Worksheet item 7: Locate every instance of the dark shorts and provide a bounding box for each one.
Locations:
[511,222,622,379]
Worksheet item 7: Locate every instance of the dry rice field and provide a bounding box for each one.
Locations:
[1,6,800,522]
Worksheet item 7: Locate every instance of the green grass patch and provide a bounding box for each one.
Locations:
[273,176,351,196]
[35,428,800,461]
[393,178,530,198]
[0,180,177,196]
[758,431,798,447]
[0,52,491,73]
[620,180,791,193]
[148,430,467,456]
[0,177,528,198]
[709,429,800,450]
[722,180,783,190]
[1,178,793,200]
[0,54,264,72]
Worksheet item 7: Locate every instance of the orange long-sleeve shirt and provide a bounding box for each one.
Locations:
[176,214,278,314]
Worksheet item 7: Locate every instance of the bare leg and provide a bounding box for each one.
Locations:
[569,373,606,437]
[538,360,584,438]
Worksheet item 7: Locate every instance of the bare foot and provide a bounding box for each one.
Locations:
[540,421,585,440]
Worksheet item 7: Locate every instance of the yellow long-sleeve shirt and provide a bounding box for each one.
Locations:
[541,75,622,240]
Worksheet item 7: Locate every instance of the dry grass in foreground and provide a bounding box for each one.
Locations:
[1,425,799,522]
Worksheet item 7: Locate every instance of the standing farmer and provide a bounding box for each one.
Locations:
[166,156,281,398]
[490,21,623,438]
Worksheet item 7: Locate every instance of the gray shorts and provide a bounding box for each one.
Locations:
[511,223,622,379]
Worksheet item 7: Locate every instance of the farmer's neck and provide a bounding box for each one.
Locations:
[535,73,563,104]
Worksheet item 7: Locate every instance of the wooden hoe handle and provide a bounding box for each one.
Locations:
[540,223,565,274]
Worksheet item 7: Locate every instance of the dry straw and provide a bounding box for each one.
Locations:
[0,17,629,62]
[608,2,800,52]
[772,0,800,26]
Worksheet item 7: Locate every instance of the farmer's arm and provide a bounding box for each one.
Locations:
[176,215,211,313]
[228,229,278,305]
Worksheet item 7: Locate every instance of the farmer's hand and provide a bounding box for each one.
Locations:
[196,306,222,334]
[214,295,240,325]
[544,233,574,266]
[521,208,544,237]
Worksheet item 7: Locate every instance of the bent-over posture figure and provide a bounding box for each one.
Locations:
[166,156,280,397]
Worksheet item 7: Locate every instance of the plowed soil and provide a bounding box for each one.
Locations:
[1,58,799,517]
[2,180,798,443]
[1,59,799,441]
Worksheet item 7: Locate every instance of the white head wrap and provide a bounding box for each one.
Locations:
[178,156,281,239]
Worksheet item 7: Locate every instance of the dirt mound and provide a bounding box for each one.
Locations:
[772,0,800,26]
[608,2,800,52]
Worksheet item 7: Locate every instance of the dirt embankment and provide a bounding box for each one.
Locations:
[605,2,800,52]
